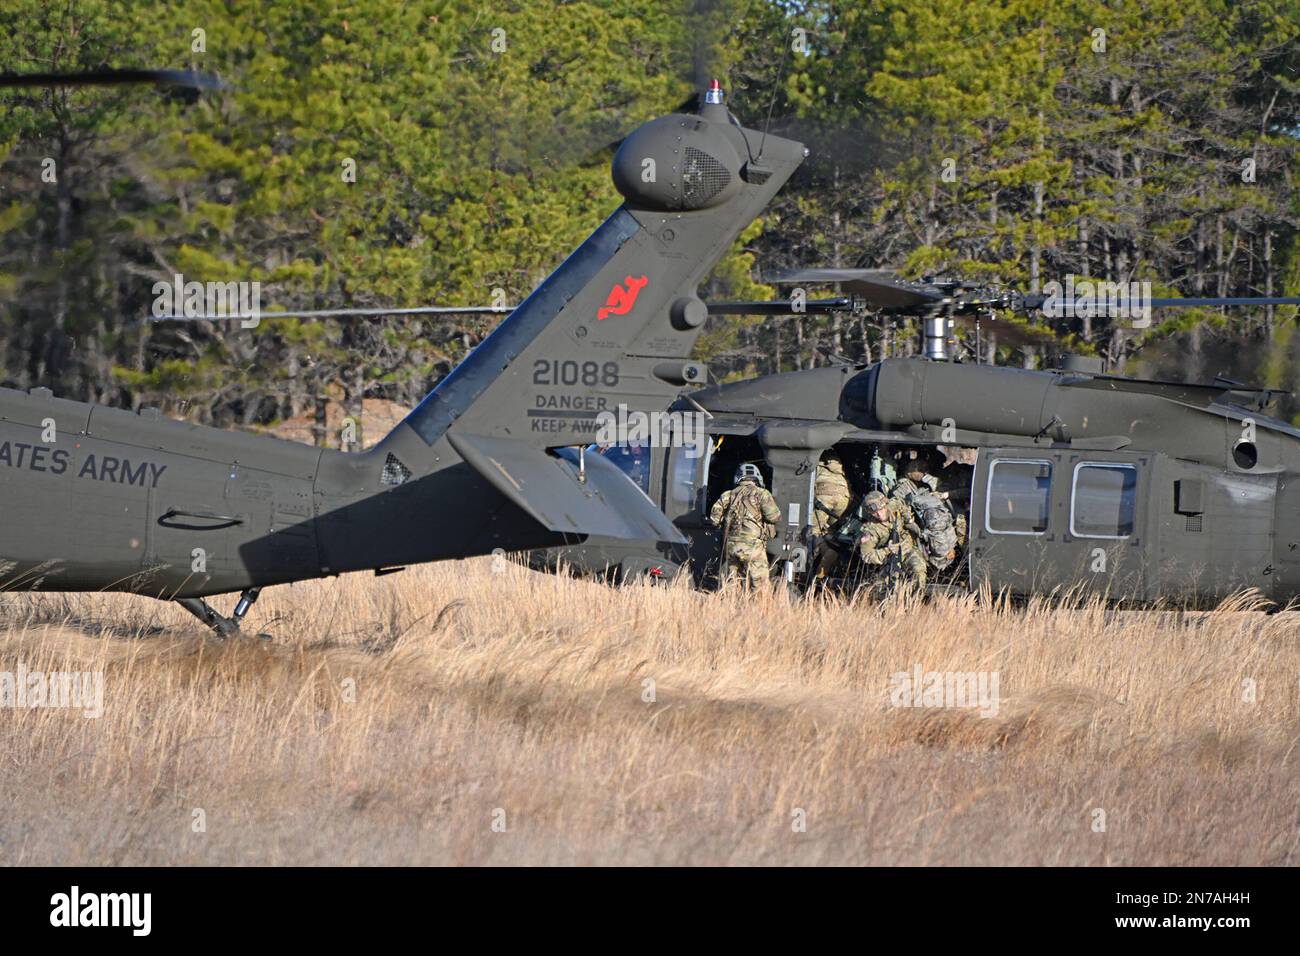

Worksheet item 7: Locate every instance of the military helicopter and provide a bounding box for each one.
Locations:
[0,70,826,634]
[527,269,1300,608]
[7,71,1300,618]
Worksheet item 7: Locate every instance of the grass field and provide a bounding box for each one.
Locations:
[0,559,1296,865]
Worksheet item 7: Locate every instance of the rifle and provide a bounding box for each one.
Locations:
[883,514,903,592]
[869,445,897,495]
[720,488,740,551]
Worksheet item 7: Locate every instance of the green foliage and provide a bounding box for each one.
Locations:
[0,0,1298,424]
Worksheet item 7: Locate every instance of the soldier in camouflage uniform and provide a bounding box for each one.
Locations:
[858,490,928,588]
[934,458,970,552]
[811,451,853,578]
[813,452,851,534]
[709,463,780,588]
[892,451,968,556]
[891,452,938,501]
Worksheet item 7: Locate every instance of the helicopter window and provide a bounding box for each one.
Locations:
[986,459,1052,535]
[1070,463,1137,538]
[591,442,651,494]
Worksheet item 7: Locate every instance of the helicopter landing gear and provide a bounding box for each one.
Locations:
[176,587,262,638]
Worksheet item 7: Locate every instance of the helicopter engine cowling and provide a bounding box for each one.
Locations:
[872,359,1061,437]
[867,356,1262,466]
[612,114,742,211]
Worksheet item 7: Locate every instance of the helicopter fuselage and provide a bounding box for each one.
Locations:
[528,357,1300,608]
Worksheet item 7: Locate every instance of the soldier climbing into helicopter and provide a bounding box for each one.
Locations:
[810,450,852,579]
[890,449,967,577]
[807,446,971,593]
[858,489,929,589]
[708,463,781,588]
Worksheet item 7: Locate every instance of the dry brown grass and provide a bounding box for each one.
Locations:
[1,560,1296,865]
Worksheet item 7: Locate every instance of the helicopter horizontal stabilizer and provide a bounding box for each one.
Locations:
[447,432,685,544]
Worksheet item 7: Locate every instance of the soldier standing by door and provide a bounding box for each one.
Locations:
[709,463,780,588]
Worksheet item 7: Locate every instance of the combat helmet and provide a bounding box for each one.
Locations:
[864,489,889,510]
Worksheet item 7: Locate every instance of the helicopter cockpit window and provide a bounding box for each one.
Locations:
[1070,463,1137,538]
[986,459,1052,535]
[591,442,651,494]
[667,439,709,517]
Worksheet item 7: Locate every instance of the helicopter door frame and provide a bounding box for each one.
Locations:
[1055,450,1149,601]
[662,427,712,529]
[969,453,1057,596]
[759,450,816,580]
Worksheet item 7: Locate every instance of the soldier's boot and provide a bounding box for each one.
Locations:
[811,539,838,580]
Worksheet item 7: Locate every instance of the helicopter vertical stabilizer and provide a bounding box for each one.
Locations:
[388,87,807,455]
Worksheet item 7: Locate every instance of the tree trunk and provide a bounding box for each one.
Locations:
[312,392,329,448]
[1264,230,1274,336]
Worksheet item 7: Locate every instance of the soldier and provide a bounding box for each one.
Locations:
[708,463,781,588]
[891,450,967,572]
[891,449,941,502]
[813,452,851,534]
[934,457,970,552]
[858,490,928,589]
[811,451,853,578]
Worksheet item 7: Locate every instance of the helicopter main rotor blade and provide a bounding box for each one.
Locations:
[148,305,513,323]
[0,69,227,90]
[156,298,869,322]
[771,269,944,311]
[1021,293,1300,313]
[771,268,897,284]
[1148,296,1300,308]
[705,297,853,315]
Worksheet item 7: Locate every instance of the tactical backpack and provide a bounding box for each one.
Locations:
[721,482,776,549]
[909,492,958,570]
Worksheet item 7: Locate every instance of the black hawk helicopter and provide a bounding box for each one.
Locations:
[6,72,1300,617]
[0,71,821,634]
[528,269,1300,608]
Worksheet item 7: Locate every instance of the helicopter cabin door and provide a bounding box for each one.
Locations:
[968,448,1149,600]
